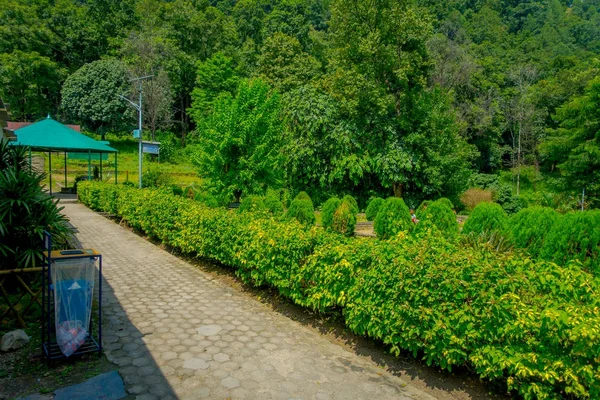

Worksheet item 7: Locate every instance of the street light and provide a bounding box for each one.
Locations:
[118,75,153,189]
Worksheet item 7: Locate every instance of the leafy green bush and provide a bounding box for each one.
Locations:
[321,197,342,229]
[286,199,316,226]
[142,170,172,188]
[264,190,284,215]
[294,191,312,204]
[373,197,412,239]
[415,199,431,219]
[0,140,72,268]
[171,185,184,196]
[462,202,508,238]
[495,184,527,214]
[342,195,359,213]
[79,182,600,399]
[509,207,561,258]
[540,210,600,274]
[414,200,458,237]
[365,197,384,221]
[436,197,454,210]
[332,199,358,236]
[239,195,266,213]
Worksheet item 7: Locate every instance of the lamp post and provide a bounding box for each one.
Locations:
[118,75,153,188]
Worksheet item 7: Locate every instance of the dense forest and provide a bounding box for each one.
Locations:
[1,0,600,209]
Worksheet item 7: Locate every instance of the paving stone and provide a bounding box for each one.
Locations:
[183,358,210,370]
[221,376,241,389]
[59,199,438,400]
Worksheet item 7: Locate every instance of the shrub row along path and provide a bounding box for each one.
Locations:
[59,198,436,400]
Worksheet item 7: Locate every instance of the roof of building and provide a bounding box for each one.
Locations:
[11,116,117,153]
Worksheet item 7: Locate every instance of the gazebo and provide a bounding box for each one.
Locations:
[10,116,118,194]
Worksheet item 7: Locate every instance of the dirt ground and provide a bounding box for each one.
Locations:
[0,327,115,400]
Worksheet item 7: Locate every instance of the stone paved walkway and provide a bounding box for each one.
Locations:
[60,199,436,400]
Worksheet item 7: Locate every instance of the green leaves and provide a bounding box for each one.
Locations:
[192,78,284,201]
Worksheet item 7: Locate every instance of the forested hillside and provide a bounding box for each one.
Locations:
[2,0,599,208]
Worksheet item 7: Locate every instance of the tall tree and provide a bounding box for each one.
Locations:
[540,76,600,205]
[61,59,131,137]
[192,79,284,201]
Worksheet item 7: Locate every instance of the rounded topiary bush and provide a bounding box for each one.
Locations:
[365,197,384,221]
[294,191,313,205]
[416,200,431,219]
[332,199,358,236]
[462,202,508,237]
[321,197,342,229]
[286,199,316,226]
[264,190,284,215]
[239,195,265,213]
[415,199,458,237]
[436,197,454,210]
[509,207,561,257]
[540,210,600,274]
[374,197,412,239]
[342,195,359,213]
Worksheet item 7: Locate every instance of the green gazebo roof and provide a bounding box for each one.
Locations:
[11,116,117,153]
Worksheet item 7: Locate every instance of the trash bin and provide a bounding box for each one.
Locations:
[51,257,96,357]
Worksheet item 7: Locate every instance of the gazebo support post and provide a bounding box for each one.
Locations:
[100,153,103,181]
[49,152,52,195]
[28,148,32,172]
[87,151,91,181]
[64,152,67,189]
[115,153,118,185]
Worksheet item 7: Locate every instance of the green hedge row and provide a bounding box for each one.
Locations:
[79,182,600,399]
[464,203,600,275]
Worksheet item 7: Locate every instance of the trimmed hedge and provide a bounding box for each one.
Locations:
[373,197,412,239]
[264,190,284,215]
[509,207,561,258]
[332,199,357,236]
[286,198,316,226]
[365,197,384,221]
[540,210,600,275]
[415,199,431,219]
[79,182,600,399]
[239,195,265,213]
[414,200,458,237]
[321,197,342,230]
[462,202,508,238]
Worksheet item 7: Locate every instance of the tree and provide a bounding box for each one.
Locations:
[540,77,600,206]
[120,32,175,139]
[192,79,284,201]
[0,51,63,120]
[326,0,474,200]
[189,52,239,123]
[61,59,132,137]
[257,32,321,93]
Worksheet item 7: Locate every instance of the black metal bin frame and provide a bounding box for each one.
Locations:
[41,231,102,363]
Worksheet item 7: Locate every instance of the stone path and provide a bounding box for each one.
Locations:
[60,199,436,400]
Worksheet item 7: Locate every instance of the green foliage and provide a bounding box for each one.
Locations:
[321,197,341,230]
[294,191,312,202]
[264,189,284,216]
[286,198,316,226]
[192,78,284,202]
[373,197,412,239]
[239,195,265,213]
[540,211,600,274]
[462,202,508,238]
[414,200,458,237]
[541,77,600,206]
[509,207,561,258]
[0,139,72,268]
[415,200,431,219]
[332,199,357,236]
[365,197,384,221]
[435,197,454,210]
[141,170,172,188]
[61,59,131,134]
[341,195,358,213]
[80,181,600,399]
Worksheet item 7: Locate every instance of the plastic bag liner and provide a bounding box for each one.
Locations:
[51,257,96,357]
